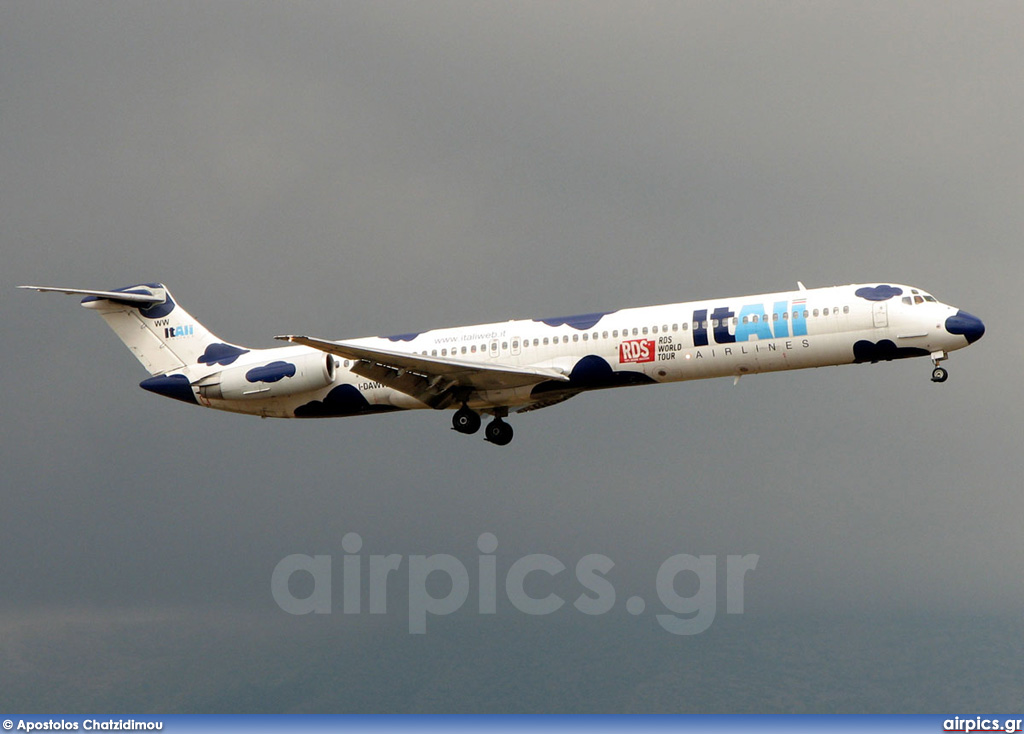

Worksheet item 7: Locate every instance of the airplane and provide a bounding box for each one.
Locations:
[20,281,984,445]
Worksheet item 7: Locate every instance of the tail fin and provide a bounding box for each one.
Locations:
[19,283,248,375]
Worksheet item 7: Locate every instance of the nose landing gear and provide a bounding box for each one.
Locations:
[930,351,949,383]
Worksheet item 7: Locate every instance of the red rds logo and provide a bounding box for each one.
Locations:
[619,338,655,363]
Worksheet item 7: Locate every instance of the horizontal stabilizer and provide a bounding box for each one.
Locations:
[18,285,164,304]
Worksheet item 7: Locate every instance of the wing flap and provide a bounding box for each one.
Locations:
[515,392,579,414]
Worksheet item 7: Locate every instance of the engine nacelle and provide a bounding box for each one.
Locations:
[198,352,336,401]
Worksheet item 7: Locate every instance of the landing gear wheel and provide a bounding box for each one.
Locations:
[452,406,481,434]
[484,418,514,446]
[931,366,949,383]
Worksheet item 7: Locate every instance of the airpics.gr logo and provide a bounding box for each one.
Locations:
[619,339,655,364]
[272,533,759,635]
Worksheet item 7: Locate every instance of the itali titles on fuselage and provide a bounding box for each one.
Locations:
[20,281,984,446]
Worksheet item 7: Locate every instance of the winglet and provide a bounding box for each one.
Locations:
[797,281,807,291]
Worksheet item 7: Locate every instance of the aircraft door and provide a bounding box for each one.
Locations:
[872,302,888,328]
[489,340,500,358]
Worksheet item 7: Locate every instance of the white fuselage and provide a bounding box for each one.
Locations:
[181,283,978,419]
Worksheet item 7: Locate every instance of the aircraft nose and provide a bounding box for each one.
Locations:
[945,310,985,344]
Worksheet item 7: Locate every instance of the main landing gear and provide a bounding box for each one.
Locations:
[452,405,481,434]
[484,417,514,446]
[451,405,514,446]
[930,351,949,383]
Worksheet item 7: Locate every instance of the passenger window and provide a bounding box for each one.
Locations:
[632,328,639,336]
[843,306,849,313]
[543,338,549,345]
[813,309,819,317]
[672,324,678,332]
[573,334,579,342]
[642,327,649,335]
[602,331,609,339]
[683,323,689,331]
[652,326,658,334]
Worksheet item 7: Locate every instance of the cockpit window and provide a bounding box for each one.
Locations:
[904,292,937,306]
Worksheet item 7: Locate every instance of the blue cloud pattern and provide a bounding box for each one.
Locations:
[294,384,402,418]
[854,285,903,302]
[81,283,177,319]
[245,361,296,383]
[532,354,655,397]
[197,343,251,366]
[852,339,929,363]
[534,311,616,331]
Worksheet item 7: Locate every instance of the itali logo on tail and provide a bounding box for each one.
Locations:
[18,283,245,375]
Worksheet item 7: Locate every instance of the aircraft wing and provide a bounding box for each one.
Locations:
[275,335,570,409]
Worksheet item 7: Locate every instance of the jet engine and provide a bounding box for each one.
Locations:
[198,352,336,401]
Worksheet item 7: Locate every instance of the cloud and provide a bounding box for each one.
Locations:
[293,384,401,418]
[197,343,251,366]
[533,312,617,331]
[852,339,930,363]
[245,361,296,383]
[854,285,903,302]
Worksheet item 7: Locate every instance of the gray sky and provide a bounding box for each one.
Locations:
[2,1,1022,712]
